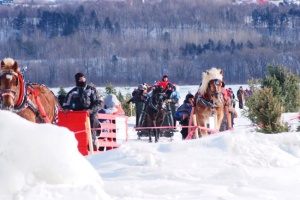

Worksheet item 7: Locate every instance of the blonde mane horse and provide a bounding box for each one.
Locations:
[0,58,59,123]
[195,68,224,136]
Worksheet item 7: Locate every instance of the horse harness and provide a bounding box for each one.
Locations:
[0,71,58,123]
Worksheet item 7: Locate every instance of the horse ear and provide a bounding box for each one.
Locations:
[219,70,223,75]
[12,61,19,72]
[1,60,5,69]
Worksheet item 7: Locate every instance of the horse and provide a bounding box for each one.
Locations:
[0,58,59,123]
[139,85,167,143]
[194,68,224,136]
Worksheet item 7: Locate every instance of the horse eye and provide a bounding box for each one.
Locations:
[215,80,220,85]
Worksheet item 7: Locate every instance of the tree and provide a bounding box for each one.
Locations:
[245,87,288,134]
[261,65,300,112]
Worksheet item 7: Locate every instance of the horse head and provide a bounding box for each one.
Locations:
[200,67,224,107]
[0,58,21,111]
[151,85,166,110]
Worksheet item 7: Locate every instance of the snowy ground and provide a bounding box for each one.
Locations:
[1,85,300,200]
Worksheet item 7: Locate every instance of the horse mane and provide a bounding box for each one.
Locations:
[199,67,223,94]
[1,57,19,72]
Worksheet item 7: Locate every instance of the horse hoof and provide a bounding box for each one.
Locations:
[155,140,158,143]
[149,140,152,143]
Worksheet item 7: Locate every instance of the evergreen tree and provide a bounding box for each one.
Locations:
[245,87,288,133]
[261,65,300,112]
[105,82,117,95]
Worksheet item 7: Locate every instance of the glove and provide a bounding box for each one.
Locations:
[166,99,173,103]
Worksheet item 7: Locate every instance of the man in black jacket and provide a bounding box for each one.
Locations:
[63,72,102,150]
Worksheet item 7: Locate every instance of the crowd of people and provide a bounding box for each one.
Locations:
[59,72,252,146]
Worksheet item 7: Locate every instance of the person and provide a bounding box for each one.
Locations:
[228,88,236,108]
[127,84,148,128]
[237,86,245,109]
[174,93,194,140]
[220,82,233,131]
[99,94,125,116]
[157,75,176,98]
[63,72,102,151]
[156,74,176,129]
[168,84,180,129]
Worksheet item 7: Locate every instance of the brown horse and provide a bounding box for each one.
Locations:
[194,68,224,136]
[0,58,59,123]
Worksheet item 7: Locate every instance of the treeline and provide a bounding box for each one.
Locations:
[0,0,300,87]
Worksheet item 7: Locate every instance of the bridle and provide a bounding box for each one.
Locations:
[149,86,166,111]
[208,79,222,96]
[0,71,19,101]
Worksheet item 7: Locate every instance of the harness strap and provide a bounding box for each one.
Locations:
[15,72,25,107]
[197,95,214,108]
[28,86,51,123]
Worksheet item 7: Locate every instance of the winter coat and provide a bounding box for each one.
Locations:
[63,85,102,114]
[132,89,147,103]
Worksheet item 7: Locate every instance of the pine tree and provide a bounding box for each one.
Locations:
[57,87,67,96]
[261,65,300,112]
[245,87,288,133]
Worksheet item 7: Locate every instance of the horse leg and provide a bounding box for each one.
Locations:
[149,129,152,143]
[153,121,159,143]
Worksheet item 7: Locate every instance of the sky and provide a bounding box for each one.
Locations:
[1,85,300,200]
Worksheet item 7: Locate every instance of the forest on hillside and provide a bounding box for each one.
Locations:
[0,0,300,87]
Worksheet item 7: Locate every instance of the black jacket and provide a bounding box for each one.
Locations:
[63,85,102,114]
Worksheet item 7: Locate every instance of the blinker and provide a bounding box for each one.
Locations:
[214,79,220,86]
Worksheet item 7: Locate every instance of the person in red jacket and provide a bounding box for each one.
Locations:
[156,74,176,99]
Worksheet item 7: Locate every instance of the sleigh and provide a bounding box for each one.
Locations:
[57,110,128,156]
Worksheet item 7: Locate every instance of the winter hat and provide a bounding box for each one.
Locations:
[75,72,85,81]
[104,94,120,109]
[138,84,145,90]
[162,74,168,81]
[75,72,86,87]
[185,93,194,101]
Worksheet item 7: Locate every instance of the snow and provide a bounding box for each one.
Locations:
[1,85,300,200]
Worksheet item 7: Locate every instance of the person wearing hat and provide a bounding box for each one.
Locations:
[63,72,102,151]
[156,75,177,129]
[228,88,236,108]
[128,84,148,129]
[237,86,245,109]
[174,93,194,140]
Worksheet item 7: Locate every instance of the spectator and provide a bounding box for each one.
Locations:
[174,93,194,140]
[99,94,125,116]
[128,84,148,128]
[237,86,245,109]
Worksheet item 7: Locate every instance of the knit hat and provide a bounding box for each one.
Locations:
[75,72,86,87]
[185,93,194,101]
[162,74,168,81]
[75,72,85,81]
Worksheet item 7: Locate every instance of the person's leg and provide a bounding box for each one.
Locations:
[90,112,101,150]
